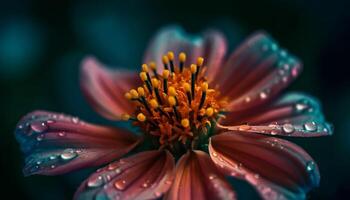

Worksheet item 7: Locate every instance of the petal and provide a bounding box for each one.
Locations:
[80,56,141,120]
[143,25,227,75]
[165,150,236,200]
[215,31,302,112]
[15,111,140,176]
[209,132,320,200]
[74,150,175,200]
[219,93,333,137]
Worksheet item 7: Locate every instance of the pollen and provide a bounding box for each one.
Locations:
[124,52,222,147]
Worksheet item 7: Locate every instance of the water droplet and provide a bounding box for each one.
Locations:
[36,134,44,141]
[271,43,278,51]
[18,125,23,129]
[31,122,48,133]
[47,120,55,124]
[36,161,42,165]
[60,149,77,160]
[292,67,298,77]
[282,123,295,134]
[115,168,121,174]
[49,155,57,160]
[212,152,218,157]
[154,191,162,198]
[209,175,216,180]
[50,165,56,169]
[260,92,267,99]
[114,180,126,190]
[295,103,308,112]
[88,176,103,187]
[306,161,316,172]
[72,117,79,124]
[245,96,251,103]
[58,132,66,137]
[142,182,149,188]
[304,122,317,132]
[239,124,251,131]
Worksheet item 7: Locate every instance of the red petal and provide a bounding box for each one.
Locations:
[143,26,227,75]
[15,111,140,176]
[80,56,141,120]
[209,132,320,200]
[74,150,175,200]
[219,93,333,137]
[165,150,236,200]
[214,31,302,112]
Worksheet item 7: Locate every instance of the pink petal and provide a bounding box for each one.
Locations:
[15,111,140,176]
[209,132,320,200]
[214,31,302,112]
[80,56,141,120]
[165,150,236,200]
[143,25,227,75]
[74,150,175,200]
[219,93,333,137]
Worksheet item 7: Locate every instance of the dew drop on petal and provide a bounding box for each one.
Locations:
[212,152,218,157]
[154,191,162,198]
[49,155,57,160]
[31,122,48,133]
[60,149,77,160]
[282,123,295,134]
[88,176,103,187]
[58,132,66,137]
[239,124,251,131]
[114,180,126,190]
[259,92,267,99]
[306,161,316,172]
[304,122,317,132]
[36,134,44,141]
[72,117,79,124]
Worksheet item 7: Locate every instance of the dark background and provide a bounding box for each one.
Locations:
[1,0,350,199]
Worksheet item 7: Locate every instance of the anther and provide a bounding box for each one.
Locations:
[137,87,152,114]
[190,64,197,99]
[167,51,175,73]
[130,89,139,99]
[151,78,162,104]
[162,55,169,70]
[124,92,132,100]
[150,98,168,118]
[195,57,204,78]
[140,71,152,92]
[206,107,214,117]
[149,61,158,78]
[142,64,152,81]
[199,82,208,109]
[121,114,131,121]
[183,82,192,105]
[181,118,190,128]
[168,96,180,121]
[137,87,145,96]
[162,70,170,94]
[137,113,146,122]
[179,52,186,72]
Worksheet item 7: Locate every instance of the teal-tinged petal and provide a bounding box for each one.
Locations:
[15,111,140,176]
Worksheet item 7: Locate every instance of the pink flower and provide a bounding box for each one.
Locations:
[15,26,332,200]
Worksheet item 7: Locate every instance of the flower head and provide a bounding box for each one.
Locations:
[15,26,332,200]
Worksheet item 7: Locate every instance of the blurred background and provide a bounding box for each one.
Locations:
[1,0,349,199]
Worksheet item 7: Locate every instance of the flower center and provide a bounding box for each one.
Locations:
[122,51,225,150]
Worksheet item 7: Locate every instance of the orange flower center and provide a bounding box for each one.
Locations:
[123,51,226,148]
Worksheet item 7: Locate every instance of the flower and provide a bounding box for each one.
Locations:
[15,26,332,200]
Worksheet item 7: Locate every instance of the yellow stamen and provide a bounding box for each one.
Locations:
[137,87,145,96]
[190,64,197,74]
[121,114,130,121]
[124,92,132,100]
[149,62,156,70]
[149,99,159,109]
[197,57,204,67]
[168,96,176,106]
[167,51,174,60]
[142,64,149,72]
[206,107,214,117]
[183,83,191,92]
[139,72,148,81]
[181,118,190,128]
[137,113,146,122]
[162,70,170,79]
[151,78,160,88]
[201,82,208,91]
[168,86,177,96]
[179,52,186,62]
[130,89,139,99]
